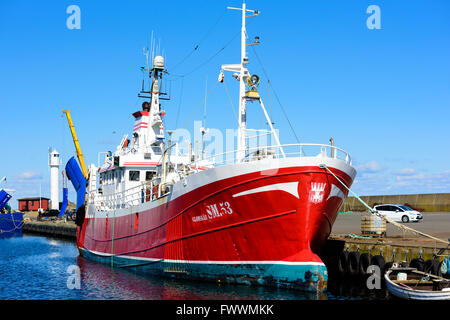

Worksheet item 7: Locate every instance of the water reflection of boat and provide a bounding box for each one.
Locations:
[76,256,325,300]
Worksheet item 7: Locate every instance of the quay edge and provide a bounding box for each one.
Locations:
[22,221,77,239]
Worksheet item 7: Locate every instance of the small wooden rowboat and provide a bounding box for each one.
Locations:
[385,267,450,300]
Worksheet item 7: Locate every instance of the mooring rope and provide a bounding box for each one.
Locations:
[319,164,449,245]
[0,213,24,234]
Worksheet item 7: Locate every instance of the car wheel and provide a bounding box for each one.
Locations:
[401,215,409,223]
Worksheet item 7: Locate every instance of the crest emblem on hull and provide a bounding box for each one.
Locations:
[309,182,326,204]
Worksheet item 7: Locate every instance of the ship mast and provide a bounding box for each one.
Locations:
[137,52,167,152]
[237,3,248,163]
[221,3,285,162]
[222,3,257,162]
[149,57,165,143]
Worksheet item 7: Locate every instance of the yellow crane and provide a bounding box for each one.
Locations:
[62,110,88,179]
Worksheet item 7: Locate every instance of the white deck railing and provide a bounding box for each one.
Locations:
[192,143,352,168]
[92,180,166,212]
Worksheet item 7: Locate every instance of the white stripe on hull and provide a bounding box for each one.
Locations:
[81,248,325,266]
[232,181,299,199]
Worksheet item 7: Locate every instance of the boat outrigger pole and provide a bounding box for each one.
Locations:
[62,110,88,180]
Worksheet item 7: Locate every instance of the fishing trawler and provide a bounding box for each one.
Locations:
[67,3,356,292]
[0,178,23,238]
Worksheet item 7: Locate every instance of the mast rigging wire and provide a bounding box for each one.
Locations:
[222,80,239,126]
[180,81,220,130]
[170,9,227,72]
[176,29,241,78]
[168,19,256,81]
[248,43,301,144]
[320,164,449,246]
[175,76,185,128]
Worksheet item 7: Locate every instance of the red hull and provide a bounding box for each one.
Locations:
[79,165,352,262]
[77,162,354,291]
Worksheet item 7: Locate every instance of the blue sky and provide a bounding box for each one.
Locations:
[1,0,449,208]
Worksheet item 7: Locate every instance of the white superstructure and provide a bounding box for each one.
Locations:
[89,55,214,210]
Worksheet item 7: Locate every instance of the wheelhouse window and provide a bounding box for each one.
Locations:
[152,146,162,155]
[145,171,155,181]
[129,171,140,181]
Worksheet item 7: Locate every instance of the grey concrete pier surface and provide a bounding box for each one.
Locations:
[332,211,450,240]
[325,211,450,273]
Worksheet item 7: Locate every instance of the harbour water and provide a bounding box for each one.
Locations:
[0,234,389,300]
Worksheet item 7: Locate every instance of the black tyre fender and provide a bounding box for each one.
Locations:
[337,250,349,277]
[370,255,385,273]
[410,258,425,271]
[425,259,442,276]
[401,215,409,223]
[358,253,371,277]
[348,252,360,277]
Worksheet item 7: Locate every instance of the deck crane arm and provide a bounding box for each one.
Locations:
[62,110,88,180]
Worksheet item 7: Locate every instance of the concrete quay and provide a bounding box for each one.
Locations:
[22,220,77,239]
[322,211,450,279]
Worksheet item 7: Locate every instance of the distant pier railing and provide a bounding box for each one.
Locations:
[341,193,450,212]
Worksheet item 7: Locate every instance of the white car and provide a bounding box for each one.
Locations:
[373,204,423,223]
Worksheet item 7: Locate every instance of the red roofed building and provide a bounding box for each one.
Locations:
[18,197,50,212]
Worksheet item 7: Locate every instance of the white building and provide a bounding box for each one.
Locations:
[48,149,61,210]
